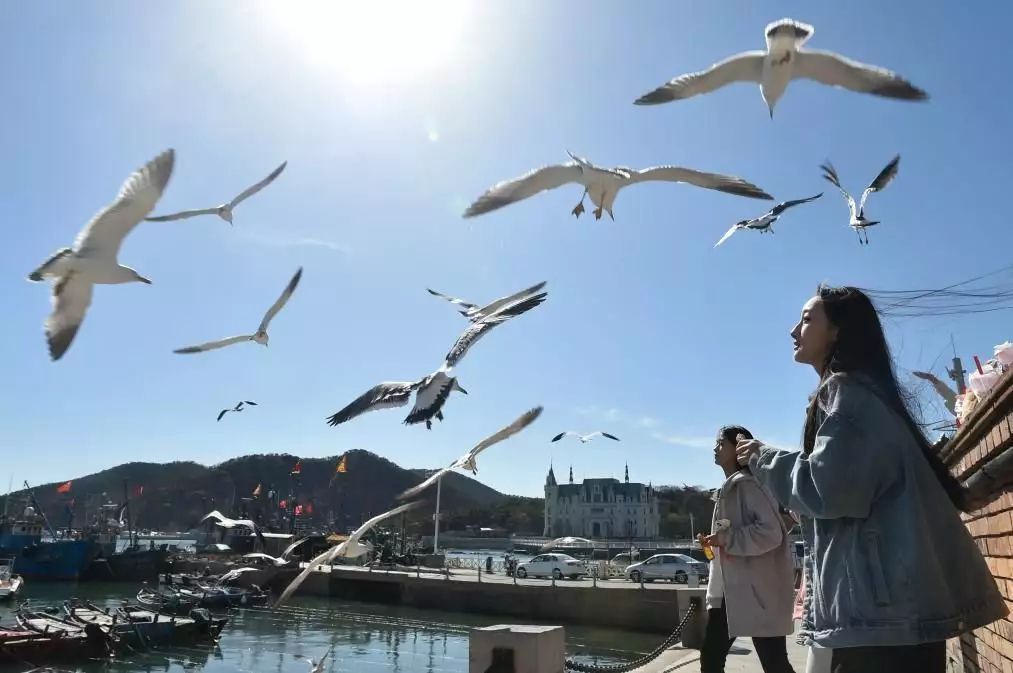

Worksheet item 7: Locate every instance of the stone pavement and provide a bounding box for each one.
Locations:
[637,635,810,672]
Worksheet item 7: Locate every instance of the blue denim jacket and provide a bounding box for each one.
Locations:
[750,373,1006,648]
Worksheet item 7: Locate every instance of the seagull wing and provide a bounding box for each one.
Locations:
[403,372,456,426]
[326,381,419,427]
[859,155,900,213]
[713,223,742,248]
[229,161,288,209]
[200,510,228,525]
[257,267,303,333]
[396,466,450,500]
[600,432,621,441]
[463,164,584,217]
[74,149,175,260]
[471,281,547,322]
[769,193,824,217]
[280,537,309,560]
[45,274,94,361]
[144,207,220,222]
[443,292,547,368]
[551,432,576,443]
[173,334,254,354]
[244,400,258,406]
[275,502,423,607]
[794,49,928,101]
[819,162,857,220]
[626,166,773,200]
[217,409,230,422]
[426,288,479,312]
[634,51,765,105]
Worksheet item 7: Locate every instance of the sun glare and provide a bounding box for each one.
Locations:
[262,1,470,85]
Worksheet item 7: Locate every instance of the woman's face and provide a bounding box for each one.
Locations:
[791,295,837,370]
[713,433,737,467]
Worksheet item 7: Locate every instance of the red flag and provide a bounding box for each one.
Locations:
[279,499,288,509]
[295,504,304,516]
[336,455,348,473]
[306,502,314,515]
[133,485,144,497]
[290,460,302,476]
[56,481,72,494]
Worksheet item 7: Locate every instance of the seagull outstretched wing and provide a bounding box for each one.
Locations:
[144,207,220,222]
[463,164,583,217]
[820,162,857,220]
[794,50,928,101]
[626,166,773,200]
[713,223,742,248]
[634,52,765,105]
[859,155,900,214]
[769,193,823,217]
[257,267,303,334]
[326,381,421,427]
[174,335,253,354]
[230,161,287,209]
[443,292,547,368]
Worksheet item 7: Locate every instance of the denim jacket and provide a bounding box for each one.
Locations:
[750,373,1006,648]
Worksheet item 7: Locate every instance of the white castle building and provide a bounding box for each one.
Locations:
[543,464,660,539]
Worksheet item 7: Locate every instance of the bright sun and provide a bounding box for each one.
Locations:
[261,1,470,85]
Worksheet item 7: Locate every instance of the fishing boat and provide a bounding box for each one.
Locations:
[0,488,96,581]
[136,585,200,614]
[0,624,111,665]
[63,599,228,644]
[0,558,24,600]
[15,607,119,658]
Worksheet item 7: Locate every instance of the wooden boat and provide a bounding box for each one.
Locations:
[192,582,270,607]
[63,599,227,644]
[14,609,118,658]
[136,586,199,614]
[0,558,24,601]
[0,624,110,665]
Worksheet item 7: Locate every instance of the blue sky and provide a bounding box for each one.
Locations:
[3,2,1011,499]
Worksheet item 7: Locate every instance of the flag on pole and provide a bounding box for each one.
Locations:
[290,460,302,476]
[133,485,144,497]
[56,481,72,494]
[252,484,262,497]
[336,455,348,473]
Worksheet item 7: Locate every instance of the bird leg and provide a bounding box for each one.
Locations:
[571,189,587,218]
[593,190,607,220]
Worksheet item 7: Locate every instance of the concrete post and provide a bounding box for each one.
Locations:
[469,625,565,673]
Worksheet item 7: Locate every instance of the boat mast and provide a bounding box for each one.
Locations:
[22,481,58,539]
[122,480,135,548]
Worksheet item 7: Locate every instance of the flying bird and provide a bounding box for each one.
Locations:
[145,161,286,224]
[821,156,900,245]
[713,193,823,247]
[635,18,928,116]
[550,431,621,444]
[326,291,546,430]
[200,510,266,545]
[398,407,543,500]
[27,149,175,361]
[175,268,302,353]
[427,281,546,322]
[464,151,772,221]
[304,647,334,673]
[275,501,424,607]
[241,552,290,567]
[217,400,258,422]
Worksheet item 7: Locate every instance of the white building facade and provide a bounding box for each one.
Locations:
[543,465,660,539]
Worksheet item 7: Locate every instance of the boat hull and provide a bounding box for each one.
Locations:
[0,540,95,581]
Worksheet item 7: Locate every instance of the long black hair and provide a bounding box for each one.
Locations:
[802,285,968,511]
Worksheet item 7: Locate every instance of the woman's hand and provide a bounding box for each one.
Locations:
[736,435,763,465]
[697,532,723,548]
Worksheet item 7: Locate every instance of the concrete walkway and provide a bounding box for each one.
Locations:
[635,636,810,672]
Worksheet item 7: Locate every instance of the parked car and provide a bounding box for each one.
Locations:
[515,553,587,580]
[625,553,708,584]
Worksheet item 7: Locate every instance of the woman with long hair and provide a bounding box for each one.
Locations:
[736,285,1005,673]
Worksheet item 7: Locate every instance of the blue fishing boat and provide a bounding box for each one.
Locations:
[0,517,95,581]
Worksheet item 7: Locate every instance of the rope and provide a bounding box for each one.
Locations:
[563,598,698,673]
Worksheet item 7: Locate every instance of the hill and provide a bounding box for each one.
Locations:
[1,450,522,534]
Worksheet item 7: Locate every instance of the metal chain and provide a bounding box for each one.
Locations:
[563,599,698,673]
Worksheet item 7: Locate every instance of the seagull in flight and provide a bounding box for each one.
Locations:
[27,149,175,361]
[145,161,286,224]
[821,156,900,245]
[464,151,772,221]
[635,18,928,117]
[275,501,424,607]
[217,400,258,422]
[397,407,543,500]
[714,193,823,247]
[326,291,547,430]
[427,281,546,322]
[303,647,334,673]
[174,267,302,353]
[550,431,621,444]
[200,510,266,546]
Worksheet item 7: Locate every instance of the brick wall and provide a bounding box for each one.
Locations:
[943,370,1013,673]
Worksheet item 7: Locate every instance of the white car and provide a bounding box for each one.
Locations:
[625,553,709,584]
[515,553,587,580]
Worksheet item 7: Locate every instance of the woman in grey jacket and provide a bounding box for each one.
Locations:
[736,285,1006,673]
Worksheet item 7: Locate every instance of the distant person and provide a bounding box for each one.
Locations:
[737,285,1006,673]
[697,425,796,673]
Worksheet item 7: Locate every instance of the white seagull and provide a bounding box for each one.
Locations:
[200,510,266,545]
[635,18,928,116]
[397,407,543,500]
[175,267,302,353]
[275,501,424,607]
[27,149,175,361]
[427,281,546,322]
[714,193,823,247]
[821,156,900,245]
[464,151,772,221]
[326,291,547,430]
[550,431,621,444]
[217,400,258,422]
[303,647,334,673]
[145,161,286,224]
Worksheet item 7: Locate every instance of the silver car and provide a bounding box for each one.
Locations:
[624,553,709,584]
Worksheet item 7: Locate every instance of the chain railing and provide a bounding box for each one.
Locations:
[563,598,699,673]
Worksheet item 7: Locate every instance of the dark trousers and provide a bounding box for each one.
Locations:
[830,641,945,673]
[700,602,796,673]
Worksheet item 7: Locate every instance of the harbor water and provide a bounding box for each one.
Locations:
[4,582,664,672]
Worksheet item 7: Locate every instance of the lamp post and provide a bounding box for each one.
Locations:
[433,475,443,556]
